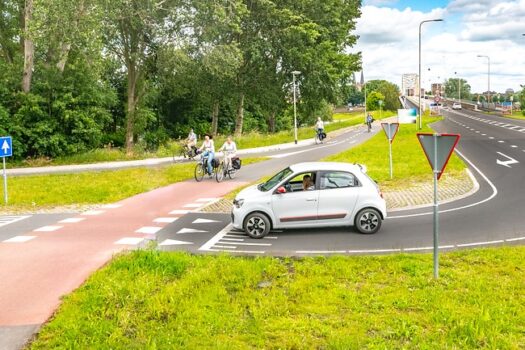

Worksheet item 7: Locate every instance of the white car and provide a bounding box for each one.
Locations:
[452,102,462,110]
[232,162,387,238]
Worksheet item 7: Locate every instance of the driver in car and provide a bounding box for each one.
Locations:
[302,174,315,191]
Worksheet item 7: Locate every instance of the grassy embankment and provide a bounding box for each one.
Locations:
[14,110,392,168]
[5,158,266,211]
[31,248,525,349]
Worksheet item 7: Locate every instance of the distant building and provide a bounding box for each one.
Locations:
[505,88,514,95]
[431,83,444,97]
[402,73,419,96]
[355,71,365,92]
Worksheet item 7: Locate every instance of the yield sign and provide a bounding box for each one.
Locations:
[417,133,460,180]
[381,123,399,143]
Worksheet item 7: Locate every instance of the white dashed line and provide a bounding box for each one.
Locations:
[511,145,518,148]
[82,210,105,216]
[59,218,85,224]
[3,236,36,243]
[170,210,190,215]
[183,203,202,208]
[456,240,504,248]
[136,226,162,234]
[34,226,63,232]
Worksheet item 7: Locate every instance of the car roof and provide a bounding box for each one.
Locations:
[289,162,363,173]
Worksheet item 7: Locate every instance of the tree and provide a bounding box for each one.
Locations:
[366,91,384,111]
[346,85,364,106]
[365,80,400,111]
[444,78,471,100]
[22,0,35,92]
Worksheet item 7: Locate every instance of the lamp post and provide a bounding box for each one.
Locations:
[419,19,443,130]
[477,55,490,104]
[454,71,461,101]
[292,71,301,144]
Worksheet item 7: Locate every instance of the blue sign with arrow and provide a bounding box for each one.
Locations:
[0,136,12,157]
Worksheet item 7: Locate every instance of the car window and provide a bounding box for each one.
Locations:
[280,172,317,193]
[259,167,293,192]
[320,171,358,190]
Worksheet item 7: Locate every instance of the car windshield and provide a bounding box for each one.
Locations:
[258,167,293,192]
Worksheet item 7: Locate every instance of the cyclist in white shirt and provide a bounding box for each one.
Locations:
[315,117,324,138]
[219,136,237,170]
[198,135,215,175]
[186,128,197,152]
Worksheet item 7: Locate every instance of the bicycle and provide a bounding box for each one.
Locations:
[174,141,197,162]
[216,151,237,182]
[314,129,325,144]
[194,153,217,182]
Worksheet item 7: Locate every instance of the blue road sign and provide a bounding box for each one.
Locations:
[0,136,13,157]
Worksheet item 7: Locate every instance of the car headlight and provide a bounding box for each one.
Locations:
[233,199,244,208]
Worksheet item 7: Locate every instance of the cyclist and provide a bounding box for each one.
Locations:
[186,128,197,154]
[218,136,237,171]
[198,134,215,175]
[366,113,374,132]
[315,117,324,140]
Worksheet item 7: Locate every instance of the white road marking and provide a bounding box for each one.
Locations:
[115,237,144,245]
[159,239,193,246]
[199,224,233,251]
[135,226,162,234]
[3,236,36,243]
[219,242,272,246]
[170,210,190,215]
[496,152,519,168]
[153,217,178,223]
[489,137,495,139]
[456,240,504,247]
[498,140,505,143]
[481,134,486,136]
[506,237,525,242]
[213,245,237,249]
[511,145,518,148]
[220,238,244,242]
[207,249,265,254]
[177,228,207,234]
[183,203,202,208]
[388,149,498,219]
[101,204,122,209]
[192,218,221,224]
[59,218,85,224]
[0,215,31,228]
[34,225,63,232]
[403,247,433,252]
[82,210,105,216]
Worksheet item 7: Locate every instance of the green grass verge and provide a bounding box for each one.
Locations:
[30,247,525,349]
[324,116,466,190]
[505,111,525,121]
[6,157,267,209]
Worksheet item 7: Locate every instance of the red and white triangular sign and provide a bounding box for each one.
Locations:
[381,123,399,143]
[417,133,460,180]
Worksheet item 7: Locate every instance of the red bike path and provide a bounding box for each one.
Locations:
[0,179,245,328]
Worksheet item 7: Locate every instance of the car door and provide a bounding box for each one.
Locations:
[271,172,319,227]
[317,171,361,225]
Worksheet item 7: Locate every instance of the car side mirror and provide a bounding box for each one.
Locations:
[277,186,286,194]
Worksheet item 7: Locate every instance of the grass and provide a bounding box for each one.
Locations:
[12,110,394,168]
[505,111,525,121]
[31,247,525,349]
[5,157,267,210]
[324,116,466,190]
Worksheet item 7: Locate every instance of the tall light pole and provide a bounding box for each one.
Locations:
[454,71,461,101]
[419,19,443,130]
[292,71,301,144]
[477,55,490,104]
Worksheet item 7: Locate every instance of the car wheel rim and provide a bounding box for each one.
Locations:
[359,212,378,232]
[247,217,265,236]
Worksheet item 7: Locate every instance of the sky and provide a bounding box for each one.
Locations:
[355,0,525,93]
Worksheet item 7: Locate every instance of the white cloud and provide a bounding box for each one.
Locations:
[354,2,525,93]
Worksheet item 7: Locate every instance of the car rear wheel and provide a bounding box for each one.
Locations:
[244,213,270,239]
[355,208,382,234]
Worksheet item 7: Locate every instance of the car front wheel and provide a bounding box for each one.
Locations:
[244,213,271,239]
[355,208,382,234]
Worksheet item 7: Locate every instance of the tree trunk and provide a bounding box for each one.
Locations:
[210,100,219,136]
[125,65,137,155]
[21,0,34,93]
[56,42,71,72]
[234,92,244,137]
[268,111,276,133]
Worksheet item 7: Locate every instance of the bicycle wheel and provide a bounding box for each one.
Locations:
[228,168,236,179]
[216,163,225,182]
[194,163,205,182]
[314,134,320,144]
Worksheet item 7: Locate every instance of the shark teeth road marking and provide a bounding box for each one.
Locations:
[153,217,178,223]
[192,218,221,224]
[59,218,85,224]
[135,226,162,234]
[3,236,36,243]
[170,210,190,215]
[496,152,519,168]
[159,239,193,246]
[177,228,207,234]
[115,237,144,245]
[34,225,63,232]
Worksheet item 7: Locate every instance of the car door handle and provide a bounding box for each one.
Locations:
[306,198,317,202]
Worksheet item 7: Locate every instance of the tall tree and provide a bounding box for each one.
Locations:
[444,78,471,100]
[21,0,34,92]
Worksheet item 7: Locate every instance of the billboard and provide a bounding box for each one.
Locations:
[398,108,417,124]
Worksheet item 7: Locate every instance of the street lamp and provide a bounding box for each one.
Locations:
[454,71,461,101]
[292,71,301,145]
[477,55,490,104]
[419,19,443,130]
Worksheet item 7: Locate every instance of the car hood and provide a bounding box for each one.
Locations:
[235,184,262,200]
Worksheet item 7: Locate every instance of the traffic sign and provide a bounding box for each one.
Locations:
[0,136,12,157]
[417,133,460,180]
[381,123,399,143]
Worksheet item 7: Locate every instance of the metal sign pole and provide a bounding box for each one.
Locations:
[389,139,393,179]
[433,134,439,279]
[3,156,7,205]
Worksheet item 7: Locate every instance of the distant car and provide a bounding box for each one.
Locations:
[452,102,462,110]
[231,162,387,238]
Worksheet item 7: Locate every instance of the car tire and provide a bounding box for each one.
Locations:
[354,208,382,234]
[244,212,271,239]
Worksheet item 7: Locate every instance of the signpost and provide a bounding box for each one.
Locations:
[381,123,399,179]
[0,136,13,205]
[417,133,461,278]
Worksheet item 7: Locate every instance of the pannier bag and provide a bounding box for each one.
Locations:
[232,157,242,170]
[211,158,220,168]
[321,132,327,140]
